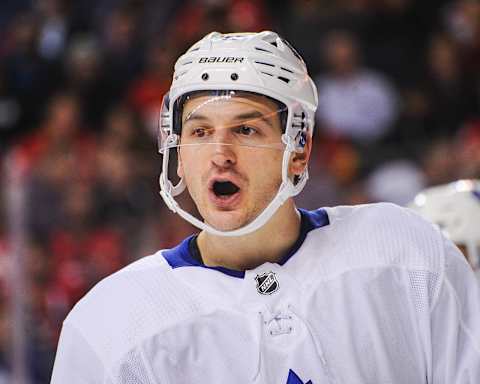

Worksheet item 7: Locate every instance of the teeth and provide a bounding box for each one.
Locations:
[213,181,240,196]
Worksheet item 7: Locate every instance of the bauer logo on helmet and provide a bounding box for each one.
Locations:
[198,57,245,64]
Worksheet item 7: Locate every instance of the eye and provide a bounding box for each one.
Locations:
[192,127,207,137]
[237,125,257,136]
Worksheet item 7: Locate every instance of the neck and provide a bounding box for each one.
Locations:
[197,200,301,271]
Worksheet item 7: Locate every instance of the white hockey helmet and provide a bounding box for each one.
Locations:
[158,31,318,237]
[409,179,480,269]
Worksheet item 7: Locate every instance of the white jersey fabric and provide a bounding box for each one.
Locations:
[51,203,480,384]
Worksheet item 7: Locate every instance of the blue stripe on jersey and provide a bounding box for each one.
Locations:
[161,208,329,278]
[161,235,246,278]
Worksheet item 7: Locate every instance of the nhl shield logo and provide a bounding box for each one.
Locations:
[255,271,279,295]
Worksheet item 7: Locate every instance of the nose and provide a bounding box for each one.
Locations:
[209,129,237,169]
[211,141,237,169]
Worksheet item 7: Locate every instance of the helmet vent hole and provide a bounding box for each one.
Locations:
[260,71,274,77]
[255,46,272,53]
[281,66,294,73]
[201,73,209,81]
[277,76,290,84]
[254,61,275,67]
[230,73,239,81]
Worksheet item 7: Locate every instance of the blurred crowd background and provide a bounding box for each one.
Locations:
[0,0,479,382]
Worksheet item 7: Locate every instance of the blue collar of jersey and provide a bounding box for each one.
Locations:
[162,208,329,279]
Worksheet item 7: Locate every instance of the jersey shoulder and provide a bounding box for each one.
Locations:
[62,248,211,367]
[313,202,446,274]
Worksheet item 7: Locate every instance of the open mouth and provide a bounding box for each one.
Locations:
[212,180,240,198]
[208,179,242,209]
[207,176,243,209]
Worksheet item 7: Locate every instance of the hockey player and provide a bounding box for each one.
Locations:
[51,32,480,383]
[409,179,480,279]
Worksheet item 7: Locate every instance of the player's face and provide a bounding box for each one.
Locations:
[177,94,285,231]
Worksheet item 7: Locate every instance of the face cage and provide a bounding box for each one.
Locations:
[158,91,311,237]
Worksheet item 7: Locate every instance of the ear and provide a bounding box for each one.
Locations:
[289,134,312,176]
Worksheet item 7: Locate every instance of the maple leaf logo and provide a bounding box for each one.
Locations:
[286,369,313,384]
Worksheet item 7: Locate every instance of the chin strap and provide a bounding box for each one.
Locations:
[159,133,308,237]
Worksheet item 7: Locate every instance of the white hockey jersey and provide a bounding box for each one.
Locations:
[51,203,480,384]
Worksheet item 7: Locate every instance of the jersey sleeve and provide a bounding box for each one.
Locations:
[50,322,105,383]
[430,238,480,383]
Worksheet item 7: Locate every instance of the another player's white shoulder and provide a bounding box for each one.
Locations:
[321,202,445,273]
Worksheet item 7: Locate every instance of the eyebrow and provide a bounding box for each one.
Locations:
[233,111,274,128]
[183,110,275,129]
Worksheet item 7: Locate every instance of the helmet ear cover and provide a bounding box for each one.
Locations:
[171,90,288,136]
